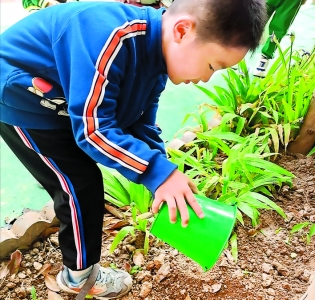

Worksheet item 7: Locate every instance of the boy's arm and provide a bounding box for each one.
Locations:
[125,76,167,157]
[55,21,176,194]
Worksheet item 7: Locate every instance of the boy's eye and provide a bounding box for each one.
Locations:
[209,64,215,71]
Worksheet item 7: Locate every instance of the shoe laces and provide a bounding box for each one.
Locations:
[95,268,122,289]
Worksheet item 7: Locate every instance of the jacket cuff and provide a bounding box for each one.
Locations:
[140,155,177,194]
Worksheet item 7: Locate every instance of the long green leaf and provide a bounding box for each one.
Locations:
[230,232,238,262]
[109,226,135,253]
[247,192,286,218]
[194,85,224,106]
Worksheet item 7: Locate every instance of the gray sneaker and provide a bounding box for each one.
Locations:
[56,264,132,300]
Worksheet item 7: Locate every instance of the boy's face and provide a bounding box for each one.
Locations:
[162,15,248,85]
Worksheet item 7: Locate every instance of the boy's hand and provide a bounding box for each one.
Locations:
[152,169,204,227]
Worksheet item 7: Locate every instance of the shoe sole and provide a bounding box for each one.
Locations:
[56,272,132,300]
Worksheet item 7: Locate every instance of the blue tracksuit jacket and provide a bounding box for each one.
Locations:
[0,2,177,193]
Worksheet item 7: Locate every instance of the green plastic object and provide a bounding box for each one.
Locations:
[150,195,237,271]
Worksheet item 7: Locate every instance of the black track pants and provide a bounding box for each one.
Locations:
[0,122,105,270]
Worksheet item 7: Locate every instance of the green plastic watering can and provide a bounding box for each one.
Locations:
[150,194,237,271]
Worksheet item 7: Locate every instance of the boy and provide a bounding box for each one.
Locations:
[0,0,266,298]
[253,0,304,77]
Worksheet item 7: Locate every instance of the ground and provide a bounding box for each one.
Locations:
[0,154,314,300]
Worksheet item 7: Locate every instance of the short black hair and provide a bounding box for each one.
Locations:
[168,0,267,51]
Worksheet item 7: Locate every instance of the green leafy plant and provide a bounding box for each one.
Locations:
[290,222,315,244]
[168,133,294,226]
[99,166,153,254]
[230,232,238,262]
[109,204,151,255]
[308,146,315,156]
[99,166,152,213]
[130,265,142,275]
[30,287,37,300]
[194,43,315,154]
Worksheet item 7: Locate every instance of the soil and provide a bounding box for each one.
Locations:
[0,154,314,300]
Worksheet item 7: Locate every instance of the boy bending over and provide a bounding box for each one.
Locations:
[0,0,266,298]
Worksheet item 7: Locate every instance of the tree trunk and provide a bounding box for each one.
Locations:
[288,90,315,155]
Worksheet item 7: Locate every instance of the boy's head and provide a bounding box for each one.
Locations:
[162,0,267,85]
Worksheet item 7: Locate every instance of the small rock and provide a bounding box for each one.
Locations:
[294,269,304,279]
[267,288,275,296]
[210,283,222,293]
[50,236,59,246]
[154,254,165,269]
[301,269,312,282]
[126,245,136,253]
[202,284,211,293]
[262,263,273,274]
[272,261,289,276]
[135,271,152,283]
[32,248,39,254]
[232,269,244,278]
[15,287,27,298]
[266,249,272,257]
[33,262,43,271]
[262,273,273,287]
[145,261,155,271]
[7,282,16,289]
[245,283,254,290]
[282,282,291,290]
[139,282,152,298]
[33,241,42,248]
[26,269,32,275]
[17,272,26,279]
[155,263,170,282]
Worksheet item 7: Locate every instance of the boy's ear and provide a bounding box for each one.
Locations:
[173,17,195,43]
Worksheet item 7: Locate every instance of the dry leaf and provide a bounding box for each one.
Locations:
[108,220,130,230]
[119,205,131,212]
[103,217,115,227]
[36,264,51,278]
[0,261,9,280]
[133,250,144,266]
[44,274,60,292]
[185,294,192,300]
[137,212,153,220]
[48,290,63,299]
[40,227,60,238]
[247,228,258,236]
[103,229,119,237]
[7,250,22,275]
[124,262,132,273]
[105,204,124,219]
[223,249,235,264]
